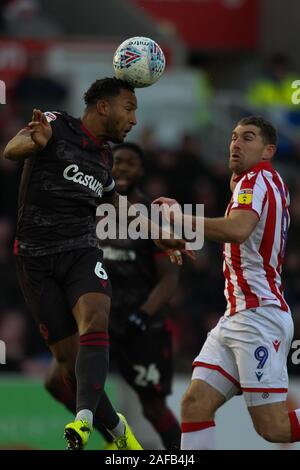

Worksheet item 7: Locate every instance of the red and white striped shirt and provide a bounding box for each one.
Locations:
[224,161,290,316]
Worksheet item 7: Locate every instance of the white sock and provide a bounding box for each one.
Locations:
[109,417,126,439]
[181,421,215,450]
[75,409,93,428]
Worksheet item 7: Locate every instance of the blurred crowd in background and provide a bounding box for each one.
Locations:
[0,0,300,377]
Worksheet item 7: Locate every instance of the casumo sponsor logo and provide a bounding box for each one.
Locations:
[63,164,104,196]
[0,340,6,364]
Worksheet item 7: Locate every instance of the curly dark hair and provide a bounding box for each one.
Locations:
[113,142,144,165]
[237,116,278,146]
[84,77,135,107]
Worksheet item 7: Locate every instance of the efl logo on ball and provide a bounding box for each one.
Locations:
[113,37,166,88]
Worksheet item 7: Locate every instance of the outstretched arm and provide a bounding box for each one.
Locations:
[99,192,195,265]
[153,197,259,244]
[3,109,52,161]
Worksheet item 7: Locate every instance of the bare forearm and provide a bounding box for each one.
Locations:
[3,133,42,161]
[184,214,244,243]
[204,217,244,243]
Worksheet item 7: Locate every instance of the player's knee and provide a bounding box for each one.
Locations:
[181,389,201,420]
[44,372,57,397]
[254,423,278,442]
[181,385,219,421]
[78,307,109,334]
[53,349,74,369]
[44,365,67,400]
[253,419,285,443]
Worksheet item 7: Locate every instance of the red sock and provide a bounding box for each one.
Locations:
[288,410,300,442]
[181,421,215,450]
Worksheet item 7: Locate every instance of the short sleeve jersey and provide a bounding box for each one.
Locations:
[15,111,115,256]
[224,162,290,316]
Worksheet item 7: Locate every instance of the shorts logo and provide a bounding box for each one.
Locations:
[94,261,108,280]
[262,392,269,399]
[255,371,263,381]
[238,188,253,205]
[272,339,281,352]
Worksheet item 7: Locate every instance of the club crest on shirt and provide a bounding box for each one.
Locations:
[44,111,58,122]
[238,188,253,205]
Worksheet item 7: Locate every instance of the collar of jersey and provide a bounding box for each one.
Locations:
[80,123,102,147]
[233,161,273,182]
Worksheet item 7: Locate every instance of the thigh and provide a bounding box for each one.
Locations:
[59,248,112,311]
[117,325,173,397]
[16,256,77,345]
[192,317,241,401]
[225,306,293,407]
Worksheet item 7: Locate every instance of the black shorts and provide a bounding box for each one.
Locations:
[15,248,112,345]
[111,322,173,397]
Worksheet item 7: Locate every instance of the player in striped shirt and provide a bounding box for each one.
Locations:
[155,116,300,449]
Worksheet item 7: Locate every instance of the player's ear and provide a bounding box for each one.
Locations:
[262,144,276,161]
[96,99,110,116]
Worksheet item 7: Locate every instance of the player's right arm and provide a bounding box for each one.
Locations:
[3,109,52,161]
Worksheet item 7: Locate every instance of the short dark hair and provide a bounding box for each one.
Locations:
[84,77,135,107]
[112,142,144,165]
[237,116,278,146]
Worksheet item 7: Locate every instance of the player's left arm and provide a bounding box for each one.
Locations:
[140,254,179,317]
[202,209,259,243]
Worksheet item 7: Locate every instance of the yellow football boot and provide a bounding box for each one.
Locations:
[64,419,92,450]
[113,413,143,450]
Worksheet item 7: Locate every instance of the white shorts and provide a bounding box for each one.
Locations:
[192,306,294,407]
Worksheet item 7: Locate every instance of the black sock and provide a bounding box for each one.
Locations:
[49,369,116,442]
[75,331,110,414]
[93,393,118,442]
[151,407,181,450]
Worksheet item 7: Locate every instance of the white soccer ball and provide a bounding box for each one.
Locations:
[113,37,166,88]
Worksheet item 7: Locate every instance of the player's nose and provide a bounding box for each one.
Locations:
[232,141,241,151]
[130,112,137,126]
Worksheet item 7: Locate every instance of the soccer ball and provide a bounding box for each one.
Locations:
[113,37,166,88]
